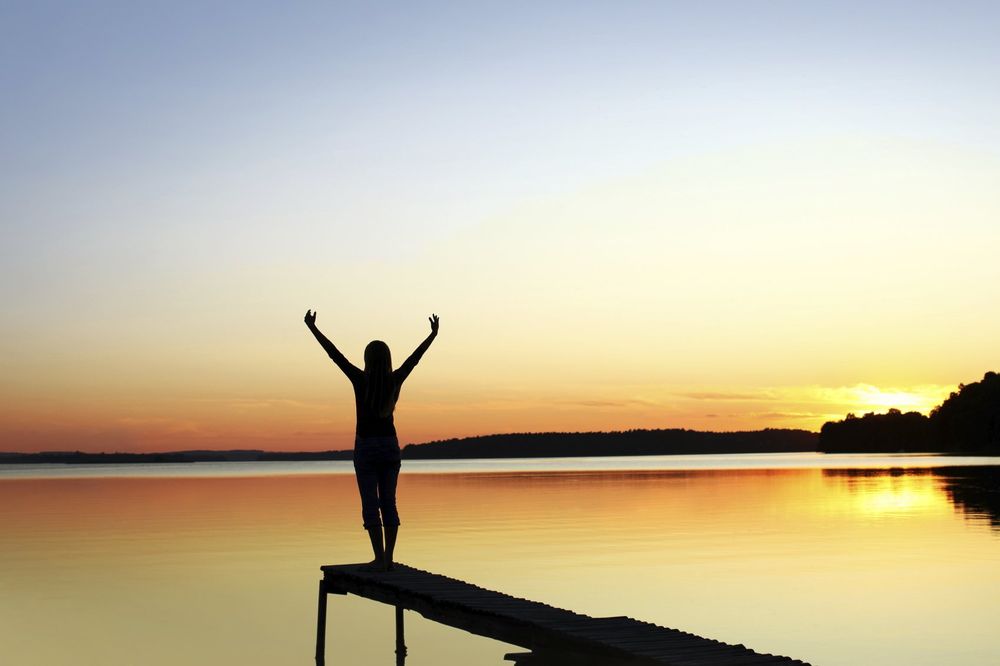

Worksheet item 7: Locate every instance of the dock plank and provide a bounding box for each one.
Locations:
[319,564,810,666]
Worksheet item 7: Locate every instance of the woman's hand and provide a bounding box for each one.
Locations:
[304,309,317,327]
[429,313,440,334]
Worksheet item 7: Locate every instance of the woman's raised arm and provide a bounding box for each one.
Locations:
[304,310,361,379]
[396,314,439,382]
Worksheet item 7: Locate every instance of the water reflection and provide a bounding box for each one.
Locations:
[936,466,1000,530]
[1,461,999,666]
[822,468,947,518]
[823,467,1000,530]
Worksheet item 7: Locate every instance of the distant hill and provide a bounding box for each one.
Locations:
[402,428,818,459]
[0,449,353,464]
[819,371,1000,454]
[818,410,933,453]
[1,428,818,464]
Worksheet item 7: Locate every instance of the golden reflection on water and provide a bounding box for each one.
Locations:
[815,469,952,521]
[1,465,998,666]
[830,471,951,518]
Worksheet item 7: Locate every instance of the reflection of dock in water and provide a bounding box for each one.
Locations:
[316,563,811,665]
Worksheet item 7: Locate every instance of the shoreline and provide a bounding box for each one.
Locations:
[0,427,820,464]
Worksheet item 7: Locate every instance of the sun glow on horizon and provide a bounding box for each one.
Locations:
[842,384,953,416]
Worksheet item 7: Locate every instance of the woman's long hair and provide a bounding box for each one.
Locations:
[363,340,397,418]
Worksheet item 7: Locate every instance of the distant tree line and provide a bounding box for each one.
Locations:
[0,449,353,464]
[2,430,819,464]
[818,410,933,453]
[819,371,1000,454]
[402,428,817,459]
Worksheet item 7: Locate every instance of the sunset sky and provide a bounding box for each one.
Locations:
[3,2,999,452]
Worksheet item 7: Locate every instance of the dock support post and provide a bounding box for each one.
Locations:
[395,604,407,665]
[315,579,328,665]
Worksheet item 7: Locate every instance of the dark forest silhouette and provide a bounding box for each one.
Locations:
[819,371,1000,454]
[818,410,933,453]
[1,428,816,464]
[402,428,816,458]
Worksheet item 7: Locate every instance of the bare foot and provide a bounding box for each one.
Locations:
[360,559,384,572]
[384,560,395,571]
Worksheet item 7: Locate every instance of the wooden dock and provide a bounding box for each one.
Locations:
[316,563,811,665]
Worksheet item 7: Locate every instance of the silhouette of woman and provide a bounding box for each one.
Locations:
[305,310,439,570]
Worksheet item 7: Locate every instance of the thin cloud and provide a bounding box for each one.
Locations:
[193,398,330,411]
[558,398,660,408]
[752,411,829,420]
[677,391,777,401]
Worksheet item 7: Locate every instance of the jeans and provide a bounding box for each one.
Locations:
[353,435,401,529]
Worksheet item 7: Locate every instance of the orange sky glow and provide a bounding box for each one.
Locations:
[4,140,998,453]
[3,6,1000,454]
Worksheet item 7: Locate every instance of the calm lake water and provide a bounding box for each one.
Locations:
[1,452,998,666]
